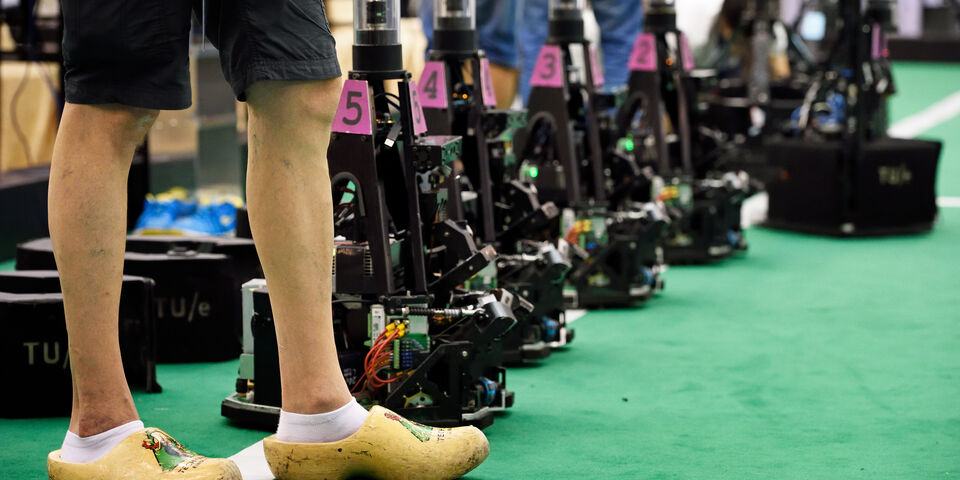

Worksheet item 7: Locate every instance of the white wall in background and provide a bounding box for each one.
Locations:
[677,0,725,47]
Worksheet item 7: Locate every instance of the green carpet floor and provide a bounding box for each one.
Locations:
[1,63,958,479]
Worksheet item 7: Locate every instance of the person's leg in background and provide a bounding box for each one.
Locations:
[477,0,524,108]
[592,0,643,89]
[420,0,436,51]
[517,0,643,102]
[420,0,523,108]
[518,0,549,103]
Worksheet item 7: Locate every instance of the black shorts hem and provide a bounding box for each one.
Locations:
[64,82,192,111]
[233,59,343,101]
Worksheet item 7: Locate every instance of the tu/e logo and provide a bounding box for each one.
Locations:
[24,341,69,369]
[878,164,912,186]
[156,291,211,322]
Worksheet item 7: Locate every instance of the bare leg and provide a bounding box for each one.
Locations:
[491,64,520,110]
[244,79,353,414]
[48,103,158,436]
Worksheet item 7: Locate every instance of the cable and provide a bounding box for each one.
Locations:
[4,0,61,168]
[10,60,34,166]
[350,327,410,394]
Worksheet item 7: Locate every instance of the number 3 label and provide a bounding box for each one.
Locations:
[418,61,449,109]
[629,33,657,72]
[332,79,372,135]
[531,45,563,88]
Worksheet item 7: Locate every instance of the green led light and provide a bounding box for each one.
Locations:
[625,139,635,152]
[528,167,539,178]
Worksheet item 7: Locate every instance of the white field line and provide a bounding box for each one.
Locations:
[566,309,587,323]
[888,90,960,139]
[229,441,272,480]
[938,197,960,208]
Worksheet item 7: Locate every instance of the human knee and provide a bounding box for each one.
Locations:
[246,79,343,126]
[72,103,160,146]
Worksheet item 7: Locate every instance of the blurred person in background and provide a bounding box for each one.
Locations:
[517,0,643,102]
[420,0,524,108]
[420,0,643,106]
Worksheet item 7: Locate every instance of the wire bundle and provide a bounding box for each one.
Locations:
[350,322,411,393]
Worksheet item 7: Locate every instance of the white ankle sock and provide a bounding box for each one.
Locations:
[277,398,370,443]
[60,420,144,463]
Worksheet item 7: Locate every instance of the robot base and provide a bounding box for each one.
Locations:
[764,218,935,237]
[766,138,941,237]
[565,284,656,310]
[502,341,552,365]
[548,325,576,349]
[663,244,735,265]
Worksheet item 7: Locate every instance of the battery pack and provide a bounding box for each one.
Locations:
[766,137,941,235]
[16,235,262,362]
[0,270,161,418]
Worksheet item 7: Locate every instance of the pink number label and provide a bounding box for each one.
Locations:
[332,79,372,135]
[629,33,657,72]
[419,61,449,109]
[408,80,428,135]
[680,34,695,71]
[589,46,605,87]
[480,58,497,107]
[871,24,887,60]
[531,45,564,88]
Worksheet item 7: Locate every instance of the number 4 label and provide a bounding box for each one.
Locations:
[332,79,372,135]
[419,61,449,109]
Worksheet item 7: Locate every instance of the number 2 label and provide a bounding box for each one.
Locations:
[589,46,605,88]
[418,61,449,109]
[531,45,564,88]
[332,79,372,135]
[629,33,657,72]
[871,25,887,60]
[680,34,695,71]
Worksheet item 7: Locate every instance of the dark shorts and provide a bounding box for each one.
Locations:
[61,0,341,110]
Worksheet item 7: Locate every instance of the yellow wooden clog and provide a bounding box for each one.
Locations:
[48,428,241,480]
[263,406,489,480]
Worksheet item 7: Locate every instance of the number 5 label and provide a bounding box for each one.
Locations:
[629,33,657,72]
[531,45,563,88]
[408,80,428,135]
[332,79,372,135]
[419,61,449,109]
